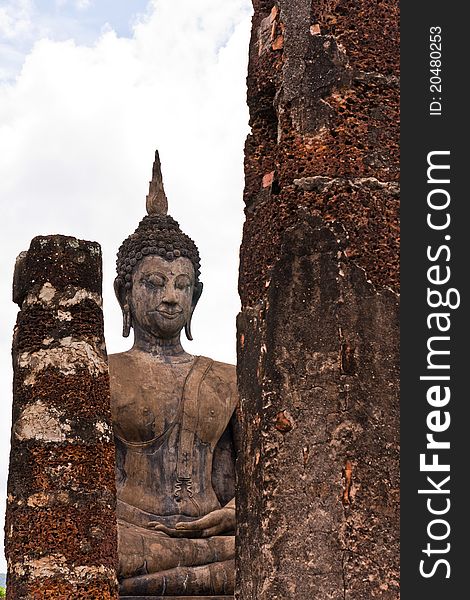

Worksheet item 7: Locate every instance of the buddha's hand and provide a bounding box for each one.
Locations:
[176,506,235,537]
[148,506,235,538]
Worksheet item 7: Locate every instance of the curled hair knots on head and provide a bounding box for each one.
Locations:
[115,215,201,290]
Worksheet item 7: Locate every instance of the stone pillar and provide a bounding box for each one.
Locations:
[236,1,399,599]
[6,236,119,599]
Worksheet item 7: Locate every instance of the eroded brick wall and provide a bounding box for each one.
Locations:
[240,0,399,305]
[236,2,399,599]
[6,236,118,599]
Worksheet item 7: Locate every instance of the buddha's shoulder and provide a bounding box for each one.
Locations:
[107,351,236,382]
[204,357,236,385]
[107,352,136,393]
[108,350,135,373]
[202,357,237,408]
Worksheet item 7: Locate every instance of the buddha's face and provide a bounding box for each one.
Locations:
[129,255,195,339]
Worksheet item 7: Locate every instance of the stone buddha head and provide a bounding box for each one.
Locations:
[114,151,203,343]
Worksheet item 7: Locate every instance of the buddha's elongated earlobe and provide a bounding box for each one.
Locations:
[122,304,132,338]
[185,281,203,341]
[115,278,132,338]
[184,315,194,341]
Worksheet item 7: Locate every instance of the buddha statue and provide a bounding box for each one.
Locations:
[109,152,238,597]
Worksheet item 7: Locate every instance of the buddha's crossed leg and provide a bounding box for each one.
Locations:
[118,519,235,596]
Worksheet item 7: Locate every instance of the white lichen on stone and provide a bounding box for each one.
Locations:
[24,285,102,309]
[18,338,107,385]
[14,400,71,442]
[293,175,400,196]
[95,420,113,442]
[26,493,50,508]
[11,554,116,582]
[67,238,80,249]
[88,244,101,256]
[26,491,70,508]
[59,288,102,308]
[57,309,72,321]
[38,282,56,304]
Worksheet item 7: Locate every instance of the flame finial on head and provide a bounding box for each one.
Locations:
[146,150,168,216]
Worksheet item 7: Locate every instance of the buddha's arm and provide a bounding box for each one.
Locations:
[162,417,238,538]
[208,408,240,517]
[178,396,240,536]
[222,404,241,512]
[176,409,240,536]
[149,411,239,538]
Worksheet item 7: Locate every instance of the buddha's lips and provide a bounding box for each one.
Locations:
[148,309,182,319]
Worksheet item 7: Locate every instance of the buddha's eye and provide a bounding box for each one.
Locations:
[175,276,192,291]
[142,275,165,289]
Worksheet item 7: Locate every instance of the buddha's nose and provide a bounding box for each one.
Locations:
[162,286,177,304]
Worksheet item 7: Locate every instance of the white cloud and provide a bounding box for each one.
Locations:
[55,0,92,8]
[0,0,252,572]
[0,0,35,40]
[1,1,149,81]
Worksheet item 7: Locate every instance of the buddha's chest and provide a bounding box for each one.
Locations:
[110,363,231,445]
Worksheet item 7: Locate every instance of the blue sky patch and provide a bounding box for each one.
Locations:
[1,0,151,81]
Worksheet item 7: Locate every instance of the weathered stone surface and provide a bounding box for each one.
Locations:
[237,220,399,599]
[237,1,399,599]
[6,235,119,599]
[241,0,399,306]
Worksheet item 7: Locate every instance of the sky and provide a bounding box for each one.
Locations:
[0,0,253,572]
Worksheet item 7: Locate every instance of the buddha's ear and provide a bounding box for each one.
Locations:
[185,281,203,341]
[114,278,132,338]
[114,278,125,307]
[192,281,203,308]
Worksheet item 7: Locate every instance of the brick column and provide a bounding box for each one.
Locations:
[6,235,119,599]
[236,1,399,599]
